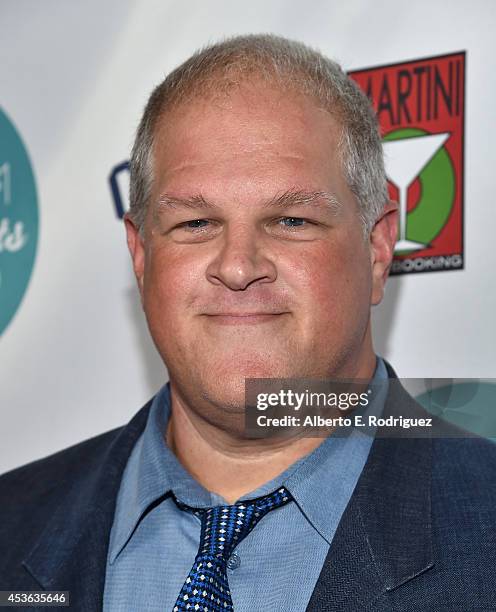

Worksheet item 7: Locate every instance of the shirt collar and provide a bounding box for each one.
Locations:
[109,358,388,562]
[108,384,210,563]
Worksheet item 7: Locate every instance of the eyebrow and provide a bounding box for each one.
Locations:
[157,193,217,212]
[264,189,342,213]
[155,189,342,214]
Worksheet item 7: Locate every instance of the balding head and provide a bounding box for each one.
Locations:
[129,34,388,235]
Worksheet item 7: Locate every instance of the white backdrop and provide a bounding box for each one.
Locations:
[1,0,495,474]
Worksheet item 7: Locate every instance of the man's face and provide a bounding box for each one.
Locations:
[126,82,396,414]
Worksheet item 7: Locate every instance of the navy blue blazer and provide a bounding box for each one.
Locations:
[1,372,495,611]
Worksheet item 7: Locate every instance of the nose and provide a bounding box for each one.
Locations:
[206,225,277,290]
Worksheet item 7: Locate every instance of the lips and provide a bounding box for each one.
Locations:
[206,312,285,316]
[202,312,288,325]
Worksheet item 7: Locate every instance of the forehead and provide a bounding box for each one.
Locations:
[151,82,350,206]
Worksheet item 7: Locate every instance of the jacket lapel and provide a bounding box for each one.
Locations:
[22,401,152,611]
[306,378,434,611]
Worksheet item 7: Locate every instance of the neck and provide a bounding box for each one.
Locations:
[166,401,325,504]
[166,353,377,505]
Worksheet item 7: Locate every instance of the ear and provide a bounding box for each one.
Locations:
[370,201,398,306]
[124,213,145,304]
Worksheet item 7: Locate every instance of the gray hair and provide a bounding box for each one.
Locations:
[129,34,388,235]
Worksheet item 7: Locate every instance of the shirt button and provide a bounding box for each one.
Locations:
[227,552,241,571]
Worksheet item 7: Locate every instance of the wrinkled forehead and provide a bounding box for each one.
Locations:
[151,80,347,193]
[144,83,361,232]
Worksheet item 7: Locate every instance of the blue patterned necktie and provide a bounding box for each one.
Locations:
[172,486,292,612]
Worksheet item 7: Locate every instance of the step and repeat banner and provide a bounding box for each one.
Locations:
[1,0,495,473]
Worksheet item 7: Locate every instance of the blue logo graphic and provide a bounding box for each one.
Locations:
[0,108,39,336]
[109,160,130,219]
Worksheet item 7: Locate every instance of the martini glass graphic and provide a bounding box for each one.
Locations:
[383,132,450,252]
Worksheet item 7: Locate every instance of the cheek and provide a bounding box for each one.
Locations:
[142,245,202,321]
[282,238,371,322]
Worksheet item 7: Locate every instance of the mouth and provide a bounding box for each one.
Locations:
[202,312,288,325]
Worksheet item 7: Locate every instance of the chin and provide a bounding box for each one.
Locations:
[214,353,293,380]
[193,356,289,409]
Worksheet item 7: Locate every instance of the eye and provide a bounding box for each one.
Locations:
[278,217,308,228]
[169,218,220,243]
[268,215,324,241]
[180,219,211,230]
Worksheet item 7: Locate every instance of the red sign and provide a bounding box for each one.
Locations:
[349,52,465,275]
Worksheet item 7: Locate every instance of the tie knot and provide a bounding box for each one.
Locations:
[175,486,292,560]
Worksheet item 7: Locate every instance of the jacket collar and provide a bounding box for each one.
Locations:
[22,401,152,611]
[307,365,434,610]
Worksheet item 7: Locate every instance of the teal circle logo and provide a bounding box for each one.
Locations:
[415,381,496,443]
[0,108,38,336]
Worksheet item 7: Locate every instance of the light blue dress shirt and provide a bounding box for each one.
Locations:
[103,358,388,611]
